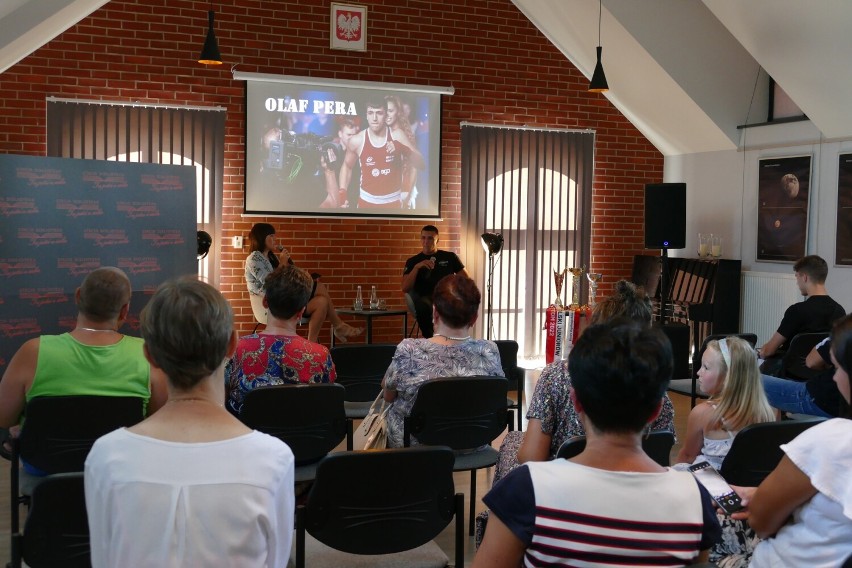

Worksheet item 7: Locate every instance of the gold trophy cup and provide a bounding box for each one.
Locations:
[567,267,585,309]
[552,268,567,308]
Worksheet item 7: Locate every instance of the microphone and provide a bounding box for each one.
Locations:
[277,245,285,252]
[427,256,436,275]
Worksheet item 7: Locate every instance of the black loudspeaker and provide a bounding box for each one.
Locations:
[644,183,686,249]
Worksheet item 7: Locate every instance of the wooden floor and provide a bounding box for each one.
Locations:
[0,365,693,567]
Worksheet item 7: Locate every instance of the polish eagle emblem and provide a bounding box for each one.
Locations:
[336,10,362,41]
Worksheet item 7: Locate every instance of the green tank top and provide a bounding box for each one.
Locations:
[27,333,151,415]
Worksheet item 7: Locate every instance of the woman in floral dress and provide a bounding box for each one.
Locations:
[382,274,504,448]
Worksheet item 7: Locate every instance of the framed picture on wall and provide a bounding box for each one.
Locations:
[330,3,367,51]
[836,154,852,266]
[757,155,811,262]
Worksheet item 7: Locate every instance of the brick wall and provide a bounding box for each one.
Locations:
[0,0,663,342]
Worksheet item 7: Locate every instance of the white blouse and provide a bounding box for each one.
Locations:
[750,418,852,567]
[85,428,294,568]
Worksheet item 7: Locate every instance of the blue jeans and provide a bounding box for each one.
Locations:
[760,374,832,418]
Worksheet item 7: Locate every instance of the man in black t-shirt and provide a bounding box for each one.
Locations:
[758,255,845,375]
[402,225,466,338]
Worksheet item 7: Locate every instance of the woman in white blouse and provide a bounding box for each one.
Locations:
[245,222,361,343]
[722,313,852,567]
[85,277,295,567]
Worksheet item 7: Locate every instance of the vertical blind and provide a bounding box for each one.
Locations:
[46,98,225,285]
[461,125,594,358]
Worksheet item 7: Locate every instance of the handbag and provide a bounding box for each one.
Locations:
[355,393,389,450]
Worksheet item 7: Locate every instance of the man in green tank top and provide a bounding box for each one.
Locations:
[0,267,167,439]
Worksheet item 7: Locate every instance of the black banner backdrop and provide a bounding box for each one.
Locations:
[0,154,197,377]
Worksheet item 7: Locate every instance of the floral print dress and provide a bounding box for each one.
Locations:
[225,333,336,415]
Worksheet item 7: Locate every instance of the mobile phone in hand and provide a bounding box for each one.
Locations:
[688,461,744,515]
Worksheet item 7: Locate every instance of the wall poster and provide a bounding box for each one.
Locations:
[757,155,811,262]
[837,154,852,265]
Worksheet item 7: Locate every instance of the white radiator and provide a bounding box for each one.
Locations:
[740,271,802,345]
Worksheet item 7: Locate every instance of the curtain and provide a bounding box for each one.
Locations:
[46,99,225,285]
[461,125,594,358]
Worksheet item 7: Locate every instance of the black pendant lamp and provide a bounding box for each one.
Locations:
[198,10,223,65]
[588,0,609,93]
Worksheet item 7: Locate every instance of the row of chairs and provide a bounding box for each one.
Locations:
[554,418,826,488]
[241,374,510,537]
[15,447,467,568]
[7,392,829,567]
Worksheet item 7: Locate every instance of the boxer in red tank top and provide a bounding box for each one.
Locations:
[338,97,424,210]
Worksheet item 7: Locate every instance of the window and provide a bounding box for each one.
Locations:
[462,125,594,358]
[46,99,225,284]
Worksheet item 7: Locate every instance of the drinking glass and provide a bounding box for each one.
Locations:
[698,233,710,258]
[377,299,387,310]
[711,234,722,258]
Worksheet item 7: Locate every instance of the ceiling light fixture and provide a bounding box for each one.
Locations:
[198,9,223,65]
[588,0,609,93]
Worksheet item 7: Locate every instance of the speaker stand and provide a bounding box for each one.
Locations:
[659,247,669,324]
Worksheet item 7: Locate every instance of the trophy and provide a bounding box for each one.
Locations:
[567,267,585,309]
[586,272,603,308]
[552,268,567,308]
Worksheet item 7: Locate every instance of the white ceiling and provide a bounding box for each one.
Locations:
[0,0,109,76]
[2,0,850,157]
[513,0,852,156]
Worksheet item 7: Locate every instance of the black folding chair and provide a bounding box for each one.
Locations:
[10,395,143,566]
[494,339,526,432]
[329,343,396,419]
[294,447,464,568]
[11,472,89,568]
[403,375,508,535]
[720,417,825,486]
[239,383,351,482]
[780,332,830,381]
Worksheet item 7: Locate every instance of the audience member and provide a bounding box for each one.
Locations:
[401,224,467,338]
[474,319,721,566]
[717,313,852,567]
[0,267,167,464]
[675,337,775,469]
[761,333,846,418]
[244,222,361,343]
[227,264,336,415]
[516,280,675,465]
[85,277,294,567]
[474,280,675,546]
[382,274,503,448]
[757,255,845,374]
